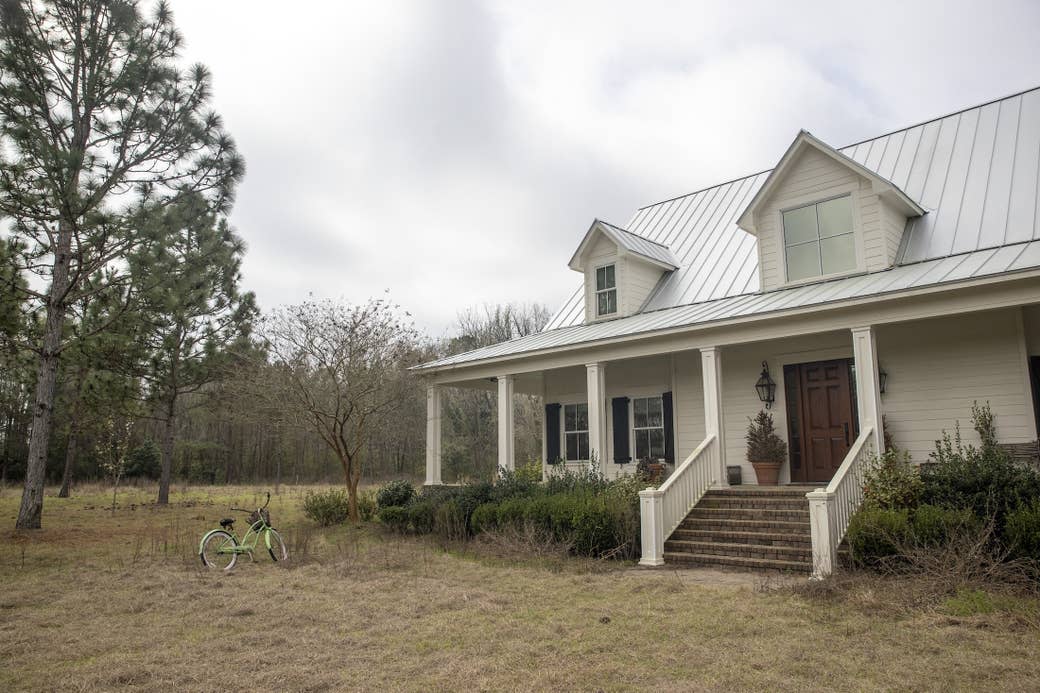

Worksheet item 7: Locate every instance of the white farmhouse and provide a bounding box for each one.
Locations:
[415,87,1040,576]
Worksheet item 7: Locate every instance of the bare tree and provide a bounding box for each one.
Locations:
[253,298,422,520]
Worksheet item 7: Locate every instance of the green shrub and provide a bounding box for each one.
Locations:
[922,404,1040,536]
[302,488,352,526]
[407,500,437,534]
[376,479,416,509]
[847,507,911,567]
[470,502,499,534]
[357,489,377,521]
[378,505,410,532]
[862,449,923,510]
[492,466,541,502]
[911,504,977,547]
[125,439,161,479]
[434,499,467,542]
[1005,499,1040,561]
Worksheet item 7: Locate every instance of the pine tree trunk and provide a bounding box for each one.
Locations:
[57,429,79,498]
[16,221,71,528]
[157,397,177,505]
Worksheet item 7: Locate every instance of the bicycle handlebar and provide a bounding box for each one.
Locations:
[230,492,272,514]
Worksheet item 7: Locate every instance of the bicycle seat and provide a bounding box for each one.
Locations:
[219,518,235,529]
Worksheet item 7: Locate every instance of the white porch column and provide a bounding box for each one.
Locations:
[851,326,885,455]
[497,375,515,472]
[425,385,442,486]
[700,346,726,486]
[586,362,607,475]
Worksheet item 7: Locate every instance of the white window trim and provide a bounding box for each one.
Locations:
[561,401,590,462]
[594,262,618,318]
[775,184,866,287]
[630,394,666,462]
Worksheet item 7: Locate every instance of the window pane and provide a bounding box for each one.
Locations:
[564,404,576,431]
[635,430,648,460]
[576,403,588,431]
[821,233,856,274]
[647,397,663,427]
[783,205,818,246]
[650,429,665,458]
[596,266,606,291]
[786,241,821,281]
[578,432,589,460]
[597,290,617,316]
[605,264,615,288]
[817,196,852,238]
[606,290,616,313]
[566,433,578,460]
[633,398,647,427]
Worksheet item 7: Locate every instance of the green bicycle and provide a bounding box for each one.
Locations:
[199,492,288,570]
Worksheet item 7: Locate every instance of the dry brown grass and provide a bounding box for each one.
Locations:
[2,484,1040,692]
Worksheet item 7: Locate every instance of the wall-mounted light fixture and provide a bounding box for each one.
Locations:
[755,361,776,408]
[879,366,888,395]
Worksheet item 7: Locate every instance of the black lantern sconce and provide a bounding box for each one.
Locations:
[755,361,776,408]
[878,366,888,395]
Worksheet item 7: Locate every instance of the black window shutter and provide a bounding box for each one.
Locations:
[612,397,631,464]
[545,403,561,463]
[662,391,675,463]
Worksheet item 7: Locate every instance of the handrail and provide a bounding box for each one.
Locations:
[638,434,718,566]
[807,425,874,578]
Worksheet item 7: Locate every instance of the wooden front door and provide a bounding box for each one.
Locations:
[785,359,857,483]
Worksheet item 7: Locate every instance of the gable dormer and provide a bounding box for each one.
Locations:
[737,131,924,292]
[568,220,679,323]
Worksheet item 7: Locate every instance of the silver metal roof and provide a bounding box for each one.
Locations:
[420,240,1040,370]
[421,86,1040,372]
[596,219,680,269]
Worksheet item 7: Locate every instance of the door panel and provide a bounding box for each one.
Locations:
[797,359,855,483]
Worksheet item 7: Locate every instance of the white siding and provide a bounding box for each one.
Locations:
[580,234,667,323]
[539,310,1036,480]
[753,147,908,291]
[879,309,1037,459]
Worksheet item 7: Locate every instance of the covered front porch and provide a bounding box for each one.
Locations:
[423,302,1040,575]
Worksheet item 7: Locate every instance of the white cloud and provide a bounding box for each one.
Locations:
[166,0,1040,334]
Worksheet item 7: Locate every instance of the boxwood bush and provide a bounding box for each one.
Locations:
[302,488,352,526]
[376,479,416,509]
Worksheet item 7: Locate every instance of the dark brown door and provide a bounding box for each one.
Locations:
[788,359,856,483]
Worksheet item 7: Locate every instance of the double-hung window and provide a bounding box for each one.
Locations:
[564,403,589,461]
[783,195,856,282]
[595,264,617,316]
[632,396,665,460]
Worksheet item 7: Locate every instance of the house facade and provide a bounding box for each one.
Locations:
[416,87,1040,575]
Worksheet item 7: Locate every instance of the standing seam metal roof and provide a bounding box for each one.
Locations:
[419,86,1040,371]
[546,85,1040,331]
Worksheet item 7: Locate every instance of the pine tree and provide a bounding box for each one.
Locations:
[0,0,242,528]
[130,192,255,504]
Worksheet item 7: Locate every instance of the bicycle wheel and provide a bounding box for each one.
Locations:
[200,530,238,571]
[266,529,288,562]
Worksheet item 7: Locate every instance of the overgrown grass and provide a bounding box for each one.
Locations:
[2,484,1040,691]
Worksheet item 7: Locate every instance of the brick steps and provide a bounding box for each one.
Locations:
[670,528,811,547]
[662,486,813,573]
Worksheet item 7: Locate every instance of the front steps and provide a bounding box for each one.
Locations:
[663,486,815,572]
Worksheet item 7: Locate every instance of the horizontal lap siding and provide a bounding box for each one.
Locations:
[624,259,664,314]
[673,351,705,461]
[878,309,1035,461]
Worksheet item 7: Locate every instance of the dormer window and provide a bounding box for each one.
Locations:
[783,195,855,282]
[596,264,617,316]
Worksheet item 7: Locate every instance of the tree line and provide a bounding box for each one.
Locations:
[0,0,547,527]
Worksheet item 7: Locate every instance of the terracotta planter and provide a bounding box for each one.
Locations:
[750,460,781,485]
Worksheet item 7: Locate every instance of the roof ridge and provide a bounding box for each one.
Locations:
[599,219,674,250]
[638,83,1040,212]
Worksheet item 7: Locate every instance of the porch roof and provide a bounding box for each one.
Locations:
[417,239,1040,372]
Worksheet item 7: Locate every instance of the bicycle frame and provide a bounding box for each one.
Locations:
[198,493,279,559]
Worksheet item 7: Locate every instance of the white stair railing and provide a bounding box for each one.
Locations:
[638,435,717,566]
[806,426,875,578]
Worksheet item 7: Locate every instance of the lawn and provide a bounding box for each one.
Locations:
[1,484,1038,692]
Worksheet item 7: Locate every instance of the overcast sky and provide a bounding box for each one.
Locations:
[168,0,1040,338]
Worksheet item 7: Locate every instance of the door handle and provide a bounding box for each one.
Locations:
[843,422,850,445]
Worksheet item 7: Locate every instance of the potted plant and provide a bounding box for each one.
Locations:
[745,410,787,485]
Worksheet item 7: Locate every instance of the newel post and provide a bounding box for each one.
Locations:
[638,488,665,566]
[807,489,836,578]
